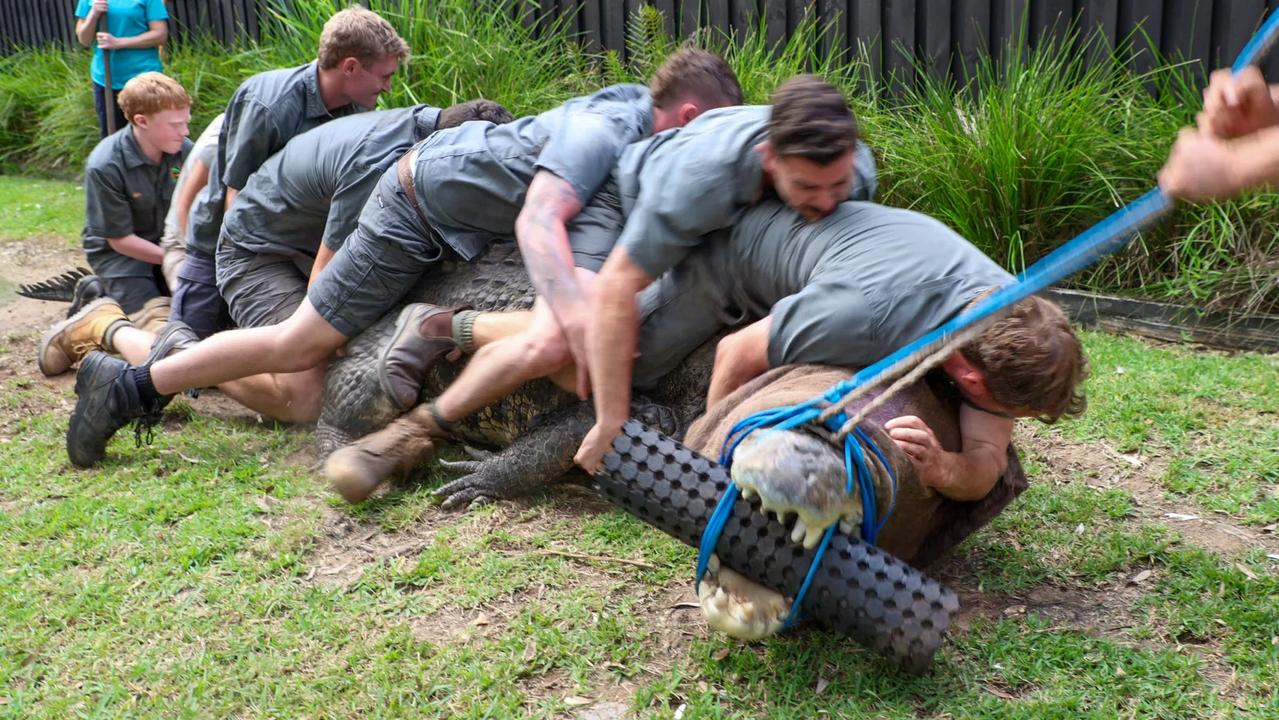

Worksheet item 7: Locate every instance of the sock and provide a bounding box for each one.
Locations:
[451,310,479,354]
[131,365,163,404]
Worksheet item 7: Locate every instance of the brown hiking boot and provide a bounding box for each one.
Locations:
[128,296,172,334]
[378,303,469,411]
[37,297,132,376]
[325,405,444,503]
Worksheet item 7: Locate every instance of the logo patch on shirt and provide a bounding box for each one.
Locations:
[170,166,181,182]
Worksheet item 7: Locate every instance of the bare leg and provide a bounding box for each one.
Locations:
[433,299,569,421]
[149,300,347,396]
[110,325,157,365]
[217,366,328,423]
[471,310,534,347]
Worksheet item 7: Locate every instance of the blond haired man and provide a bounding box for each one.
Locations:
[36,72,191,377]
[175,6,409,339]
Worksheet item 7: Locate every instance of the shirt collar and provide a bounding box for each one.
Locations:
[302,62,332,120]
[119,127,153,168]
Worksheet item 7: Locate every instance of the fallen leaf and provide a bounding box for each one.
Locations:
[712,648,730,661]
[1266,553,1279,561]
[1114,366,1126,375]
[985,684,1016,699]
[522,641,537,663]
[1235,563,1258,581]
[1263,524,1277,534]
[1115,666,1127,677]
[564,695,592,707]
[697,681,709,692]
[1074,523,1085,535]
[471,614,490,627]
[1003,605,1027,616]
[1164,513,1199,521]
[816,677,831,695]
[253,497,272,513]
[1130,569,1152,584]
[1118,453,1143,467]
[674,703,687,720]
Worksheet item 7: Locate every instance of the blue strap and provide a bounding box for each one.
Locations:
[692,7,1279,626]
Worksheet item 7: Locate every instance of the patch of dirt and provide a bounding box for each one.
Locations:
[1017,426,1279,556]
[951,579,1147,636]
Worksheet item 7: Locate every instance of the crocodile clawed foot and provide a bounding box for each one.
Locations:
[698,554,791,641]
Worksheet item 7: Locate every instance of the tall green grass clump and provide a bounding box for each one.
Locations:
[867,29,1279,314]
[262,0,599,116]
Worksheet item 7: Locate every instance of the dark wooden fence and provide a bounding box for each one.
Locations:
[5,1,1279,83]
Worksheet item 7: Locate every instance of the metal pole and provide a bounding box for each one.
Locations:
[100,11,117,134]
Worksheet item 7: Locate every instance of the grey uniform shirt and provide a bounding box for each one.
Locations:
[614,104,879,279]
[82,126,192,259]
[186,62,369,258]
[220,105,441,262]
[724,202,1014,367]
[411,83,653,260]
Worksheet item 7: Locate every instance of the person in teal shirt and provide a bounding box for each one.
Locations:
[75,0,169,138]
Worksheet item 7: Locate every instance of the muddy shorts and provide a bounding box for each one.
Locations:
[216,242,311,329]
[307,164,454,338]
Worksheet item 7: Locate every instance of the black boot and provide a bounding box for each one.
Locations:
[66,352,170,467]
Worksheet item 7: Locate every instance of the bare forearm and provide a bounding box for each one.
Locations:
[588,278,638,429]
[111,28,167,49]
[516,213,584,319]
[308,243,336,289]
[173,161,208,241]
[1229,125,1279,189]
[927,448,1005,502]
[75,16,100,46]
[516,173,586,322]
[107,235,163,265]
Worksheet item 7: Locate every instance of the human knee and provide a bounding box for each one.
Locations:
[520,325,573,374]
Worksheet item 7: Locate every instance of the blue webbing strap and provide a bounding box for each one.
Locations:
[692,7,1279,630]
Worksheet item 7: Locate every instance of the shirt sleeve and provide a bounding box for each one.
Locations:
[534,111,634,206]
[221,98,279,191]
[74,0,91,19]
[617,153,756,280]
[145,0,170,21]
[83,163,136,242]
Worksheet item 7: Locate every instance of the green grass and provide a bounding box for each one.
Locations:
[0,175,83,241]
[2,41,1278,716]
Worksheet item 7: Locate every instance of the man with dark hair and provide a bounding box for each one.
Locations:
[64,49,744,468]
[568,74,877,471]
[175,6,409,339]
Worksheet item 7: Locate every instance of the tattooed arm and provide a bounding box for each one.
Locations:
[515,170,590,389]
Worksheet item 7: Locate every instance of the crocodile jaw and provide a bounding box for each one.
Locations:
[697,554,790,640]
[730,430,862,549]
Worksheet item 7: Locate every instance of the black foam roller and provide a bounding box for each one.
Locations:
[595,419,958,673]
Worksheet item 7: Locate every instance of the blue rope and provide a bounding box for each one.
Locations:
[691,8,1279,630]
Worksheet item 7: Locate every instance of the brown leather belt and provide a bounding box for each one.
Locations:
[396,147,431,228]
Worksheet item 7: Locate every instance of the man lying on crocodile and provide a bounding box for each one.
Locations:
[63,48,745,468]
[326,192,1088,506]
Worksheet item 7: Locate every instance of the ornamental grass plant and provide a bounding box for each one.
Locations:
[0,1,1274,313]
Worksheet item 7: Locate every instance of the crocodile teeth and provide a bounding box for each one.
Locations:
[790,518,807,546]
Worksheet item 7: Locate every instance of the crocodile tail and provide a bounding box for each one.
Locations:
[15,267,92,302]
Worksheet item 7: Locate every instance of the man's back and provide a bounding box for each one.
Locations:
[412,83,653,260]
[222,105,439,261]
[727,201,1014,366]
